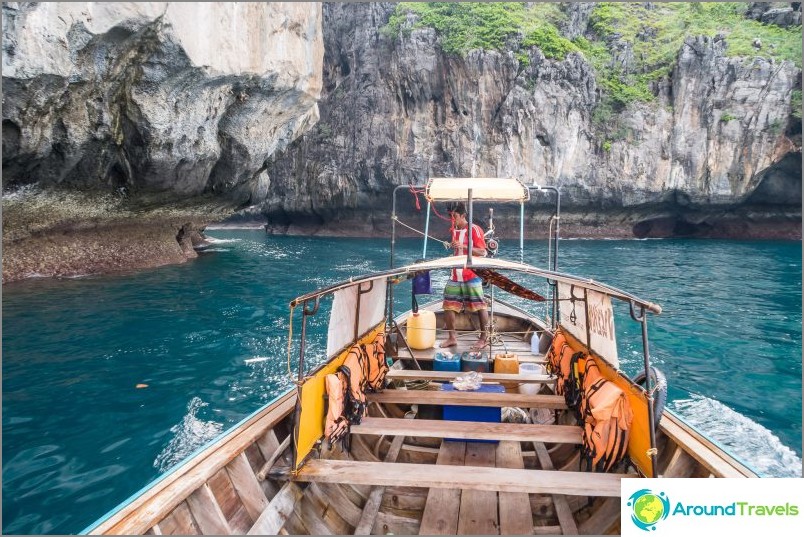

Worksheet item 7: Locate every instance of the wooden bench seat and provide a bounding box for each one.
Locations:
[351,417,582,444]
[366,390,567,409]
[399,348,547,364]
[292,459,633,497]
[386,370,555,384]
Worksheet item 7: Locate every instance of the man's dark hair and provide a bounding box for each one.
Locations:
[448,202,466,216]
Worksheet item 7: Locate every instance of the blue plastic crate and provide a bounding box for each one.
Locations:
[441,383,504,443]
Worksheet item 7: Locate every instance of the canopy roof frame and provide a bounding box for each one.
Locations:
[425,177,531,202]
[290,256,662,315]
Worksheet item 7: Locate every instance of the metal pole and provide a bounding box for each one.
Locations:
[519,201,525,264]
[391,187,401,270]
[552,188,560,272]
[488,284,495,357]
[423,201,431,259]
[630,301,659,478]
[583,288,591,348]
[641,311,659,478]
[389,185,408,325]
[467,189,473,265]
[298,304,309,384]
[297,297,321,384]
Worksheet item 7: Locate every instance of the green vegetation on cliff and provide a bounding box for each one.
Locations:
[384,2,579,60]
[588,2,802,105]
[384,2,801,108]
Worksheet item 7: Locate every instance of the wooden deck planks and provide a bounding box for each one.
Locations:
[458,443,499,535]
[419,441,467,535]
[247,482,304,535]
[496,442,533,535]
[366,391,567,409]
[351,418,582,444]
[353,431,409,535]
[185,483,232,535]
[226,452,270,523]
[533,442,578,535]
[293,460,633,497]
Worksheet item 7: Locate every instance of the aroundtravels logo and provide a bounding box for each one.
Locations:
[627,489,670,531]
[622,479,803,535]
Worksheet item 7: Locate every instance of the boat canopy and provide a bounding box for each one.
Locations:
[425,177,530,202]
[291,256,662,314]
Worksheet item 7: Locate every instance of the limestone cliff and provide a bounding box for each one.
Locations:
[248,2,801,239]
[2,2,323,282]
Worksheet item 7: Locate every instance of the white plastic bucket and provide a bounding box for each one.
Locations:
[518,363,546,395]
[519,363,546,376]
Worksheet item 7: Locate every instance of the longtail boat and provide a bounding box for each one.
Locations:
[84,178,756,536]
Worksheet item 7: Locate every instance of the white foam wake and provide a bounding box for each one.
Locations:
[153,397,223,473]
[669,395,802,478]
[202,236,241,244]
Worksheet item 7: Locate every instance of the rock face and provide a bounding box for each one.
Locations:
[252,3,800,239]
[2,2,323,282]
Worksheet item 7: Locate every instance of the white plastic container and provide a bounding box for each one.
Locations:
[518,362,546,395]
[407,310,436,349]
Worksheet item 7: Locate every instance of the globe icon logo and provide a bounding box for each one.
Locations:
[627,489,670,531]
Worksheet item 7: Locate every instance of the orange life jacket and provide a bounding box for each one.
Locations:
[338,344,368,424]
[324,372,350,450]
[362,331,389,391]
[545,330,567,376]
[579,359,633,472]
[546,329,585,416]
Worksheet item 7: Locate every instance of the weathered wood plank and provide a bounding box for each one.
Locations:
[351,418,582,444]
[400,348,547,365]
[294,490,337,535]
[208,466,252,534]
[533,525,563,535]
[156,501,199,535]
[534,442,578,535]
[186,483,233,535]
[294,460,633,497]
[257,434,291,481]
[367,391,567,409]
[496,441,533,535]
[353,433,408,535]
[247,482,304,535]
[226,452,270,523]
[577,498,620,535]
[458,443,498,535]
[419,441,467,535]
[386,370,554,383]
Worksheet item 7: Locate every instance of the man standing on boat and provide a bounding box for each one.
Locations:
[441,202,489,351]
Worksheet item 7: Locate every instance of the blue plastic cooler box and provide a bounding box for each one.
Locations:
[441,383,504,443]
[434,352,461,372]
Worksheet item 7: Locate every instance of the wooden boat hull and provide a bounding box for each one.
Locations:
[85,301,756,536]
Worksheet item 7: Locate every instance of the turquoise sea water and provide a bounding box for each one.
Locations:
[2,231,802,534]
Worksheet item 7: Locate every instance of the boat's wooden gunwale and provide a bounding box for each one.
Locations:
[658,411,756,478]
